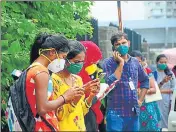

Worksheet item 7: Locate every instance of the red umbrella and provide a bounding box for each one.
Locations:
[162,48,176,69]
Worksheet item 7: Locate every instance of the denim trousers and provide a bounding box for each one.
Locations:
[106,110,139,131]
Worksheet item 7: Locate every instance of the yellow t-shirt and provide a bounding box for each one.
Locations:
[52,73,89,131]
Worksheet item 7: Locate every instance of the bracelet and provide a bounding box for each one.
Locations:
[57,106,63,112]
[70,102,76,108]
[85,98,92,108]
[60,95,66,104]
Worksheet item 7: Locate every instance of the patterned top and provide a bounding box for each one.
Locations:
[139,67,161,131]
[103,55,149,117]
[52,73,90,131]
[26,63,59,131]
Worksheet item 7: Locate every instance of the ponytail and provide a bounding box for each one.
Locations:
[30,33,49,64]
[30,33,70,64]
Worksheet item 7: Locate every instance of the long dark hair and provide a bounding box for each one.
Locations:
[30,33,49,64]
[30,33,70,64]
[66,40,86,60]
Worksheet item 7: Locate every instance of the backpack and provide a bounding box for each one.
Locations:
[6,64,55,132]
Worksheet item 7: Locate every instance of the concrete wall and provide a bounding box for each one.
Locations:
[98,26,118,59]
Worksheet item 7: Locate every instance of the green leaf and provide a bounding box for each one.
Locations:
[2,59,13,73]
[17,28,24,35]
[48,13,54,20]
[1,104,7,111]
[8,40,21,53]
[3,33,13,41]
[1,40,9,51]
[19,20,35,33]
[12,3,21,13]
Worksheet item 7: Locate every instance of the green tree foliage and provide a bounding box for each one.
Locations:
[1,1,93,129]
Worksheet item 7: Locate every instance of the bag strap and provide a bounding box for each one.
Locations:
[35,109,55,130]
[152,71,158,81]
[28,62,53,76]
[28,62,43,69]
[40,116,55,131]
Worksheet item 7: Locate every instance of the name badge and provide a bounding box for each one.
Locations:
[129,81,135,90]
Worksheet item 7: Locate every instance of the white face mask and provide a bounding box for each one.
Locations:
[48,58,65,73]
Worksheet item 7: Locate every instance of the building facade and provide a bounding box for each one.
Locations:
[144,1,176,19]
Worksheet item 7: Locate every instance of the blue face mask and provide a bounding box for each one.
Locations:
[115,45,129,56]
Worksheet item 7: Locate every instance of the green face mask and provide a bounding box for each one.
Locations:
[114,45,129,56]
[157,63,167,70]
[66,61,83,74]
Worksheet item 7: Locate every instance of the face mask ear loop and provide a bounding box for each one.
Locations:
[41,54,52,63]
[39,49,53,63]
[54,49,61,61]
[39,49,42,55]
[66,58,71,64]
[65,59,72,70]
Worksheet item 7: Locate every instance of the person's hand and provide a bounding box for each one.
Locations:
[162,75,172,84]
[89,81,100,97]
[168,90,173,94]
[113,51,124,64]
[83,79,100,94]
[138,100,143,107]
[147,89,152,95]
[137,88,141,96]
[62,86,84,104]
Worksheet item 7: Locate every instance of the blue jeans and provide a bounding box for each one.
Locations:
[106,110,139,131]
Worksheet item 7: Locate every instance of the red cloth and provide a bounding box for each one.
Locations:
[78,41,103,124]
[145,67,152,75]
[138,67,152,88]
[78,41,102,84]
[91,100,103,124]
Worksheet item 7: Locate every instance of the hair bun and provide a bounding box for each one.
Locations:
[36,33,51,45]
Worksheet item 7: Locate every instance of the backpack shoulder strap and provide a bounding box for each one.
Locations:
[27,62,49,76]
[152,71,158,81]
[28,62,44,69]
